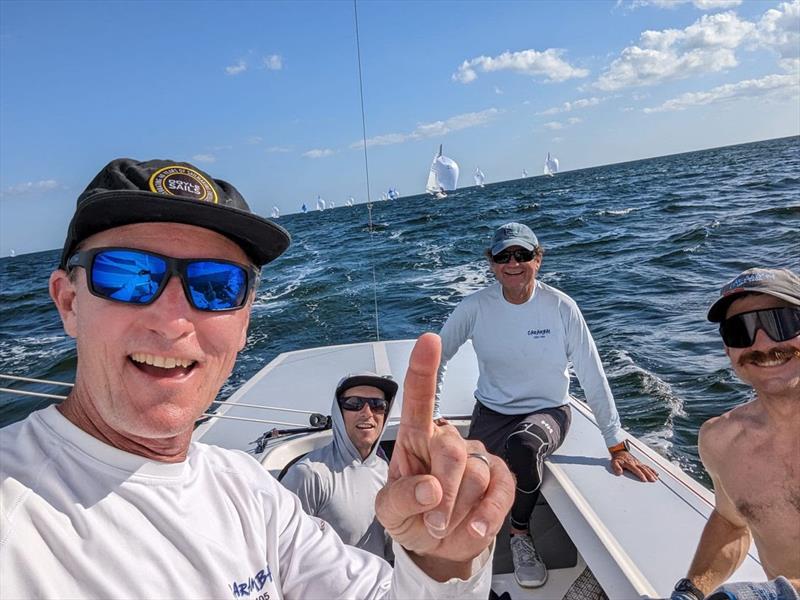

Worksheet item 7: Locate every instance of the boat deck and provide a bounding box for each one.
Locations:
[193,339,766,598]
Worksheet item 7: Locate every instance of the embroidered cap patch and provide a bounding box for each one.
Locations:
[148,165,218,204]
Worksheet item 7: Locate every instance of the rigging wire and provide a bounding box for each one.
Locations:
[353,0,381,342]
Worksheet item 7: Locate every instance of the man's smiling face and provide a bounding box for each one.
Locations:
[50,222,253,448]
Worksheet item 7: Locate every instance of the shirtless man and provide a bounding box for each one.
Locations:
[671,267,800,600]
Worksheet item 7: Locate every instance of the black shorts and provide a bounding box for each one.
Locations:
[466,400,572,461]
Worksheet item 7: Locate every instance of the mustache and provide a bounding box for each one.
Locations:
[738,346,800,366]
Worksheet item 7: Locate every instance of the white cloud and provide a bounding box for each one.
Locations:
[192,154,216,163]
[543,117,582,130]
[352,108,501,148]
[494,86,504,95]
[265,146,291,153]
[643,72,799,112]
[263,54,283,70]
[595,11,755,90]
[303,148,335,158]
[539,96,603,115]
[225,60,247,76]
[453,49,589,84]
[246,136,263,145]
[2,179,60,197]
[627,0,742,9]
[756,0,800,71]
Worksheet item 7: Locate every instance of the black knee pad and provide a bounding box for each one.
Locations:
[504,424,550,470]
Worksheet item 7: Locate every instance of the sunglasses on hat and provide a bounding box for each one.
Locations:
[338,396,389,414]
[719,307,800,348]
[67,247,259,312]
[492,248,535,264]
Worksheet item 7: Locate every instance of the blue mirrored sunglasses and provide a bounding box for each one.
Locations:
[67,247,259,312]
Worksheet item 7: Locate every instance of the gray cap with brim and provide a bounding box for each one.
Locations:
[707,267,800,322]
[490,222,538,255]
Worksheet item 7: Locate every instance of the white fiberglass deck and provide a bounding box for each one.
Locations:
[194,339,765,598]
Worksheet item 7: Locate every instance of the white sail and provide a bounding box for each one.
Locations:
[474,168,485,187]
[346,197,354,207]
[544,152,559,176]
[426,145,459,194]
[329,201,335,209]
[316,196,326,211]
[270,206,280,219]
[522,169,528,178]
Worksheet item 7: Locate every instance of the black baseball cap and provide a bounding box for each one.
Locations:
[335,372,399,402]
[59,158,290,268]
[707,267,800,322]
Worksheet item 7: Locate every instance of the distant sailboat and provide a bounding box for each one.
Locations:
[301,203,308,213]
[426,144,459,199]
[474,168,485,188]
[316,196,326,211]
[387,188,399,200]
[271,206,280,219]
[329,200,336,209]
[346,197,354,207]
[522,169,528,178]
[544,152,559,176]
[9,249,16,258]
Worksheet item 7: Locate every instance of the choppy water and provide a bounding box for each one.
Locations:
[1,136,798,485]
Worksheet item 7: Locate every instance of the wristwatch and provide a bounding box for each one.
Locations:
[674,578,705,600]
[607,439,630,454]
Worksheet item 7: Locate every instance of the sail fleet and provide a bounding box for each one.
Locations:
[295,147,560,213]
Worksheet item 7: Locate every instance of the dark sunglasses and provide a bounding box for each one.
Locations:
[492,248,536,264]
[338,395,389,414]
[719,307,800,348]
[67,247,259,312]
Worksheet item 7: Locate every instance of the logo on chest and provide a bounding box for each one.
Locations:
[527,328,551,340]
[230,565,273,598]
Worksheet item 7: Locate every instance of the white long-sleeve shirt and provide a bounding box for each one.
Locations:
[435,280,625,447]
[0,405,492,600]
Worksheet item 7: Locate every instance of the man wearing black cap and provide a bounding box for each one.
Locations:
[0,158,514,598]
[282,372,398,560]
[670,268,800,600]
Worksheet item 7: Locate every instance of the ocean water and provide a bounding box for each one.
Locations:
[1,136,798,486]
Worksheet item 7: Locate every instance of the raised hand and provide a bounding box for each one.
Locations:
[375,333,514,574]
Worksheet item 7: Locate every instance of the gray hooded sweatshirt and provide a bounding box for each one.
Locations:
[281,387,394,560]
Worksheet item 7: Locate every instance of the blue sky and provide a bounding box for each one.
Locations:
[1,0,798,255]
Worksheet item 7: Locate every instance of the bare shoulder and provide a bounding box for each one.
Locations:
[698,403,756,470]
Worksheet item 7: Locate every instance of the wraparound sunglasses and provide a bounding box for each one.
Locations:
[67,247,259,312]
[338,396,389,413]
[719,307,800,348]
[492,248,536,264]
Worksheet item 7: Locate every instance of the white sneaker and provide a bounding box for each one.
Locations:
[510,534,547,588]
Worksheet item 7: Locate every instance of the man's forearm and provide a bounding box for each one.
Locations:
[686,509,751,595]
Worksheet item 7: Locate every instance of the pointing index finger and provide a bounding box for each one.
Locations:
[399,333,441,437]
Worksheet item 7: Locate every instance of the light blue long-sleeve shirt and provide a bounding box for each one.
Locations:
[435,281,626,447]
